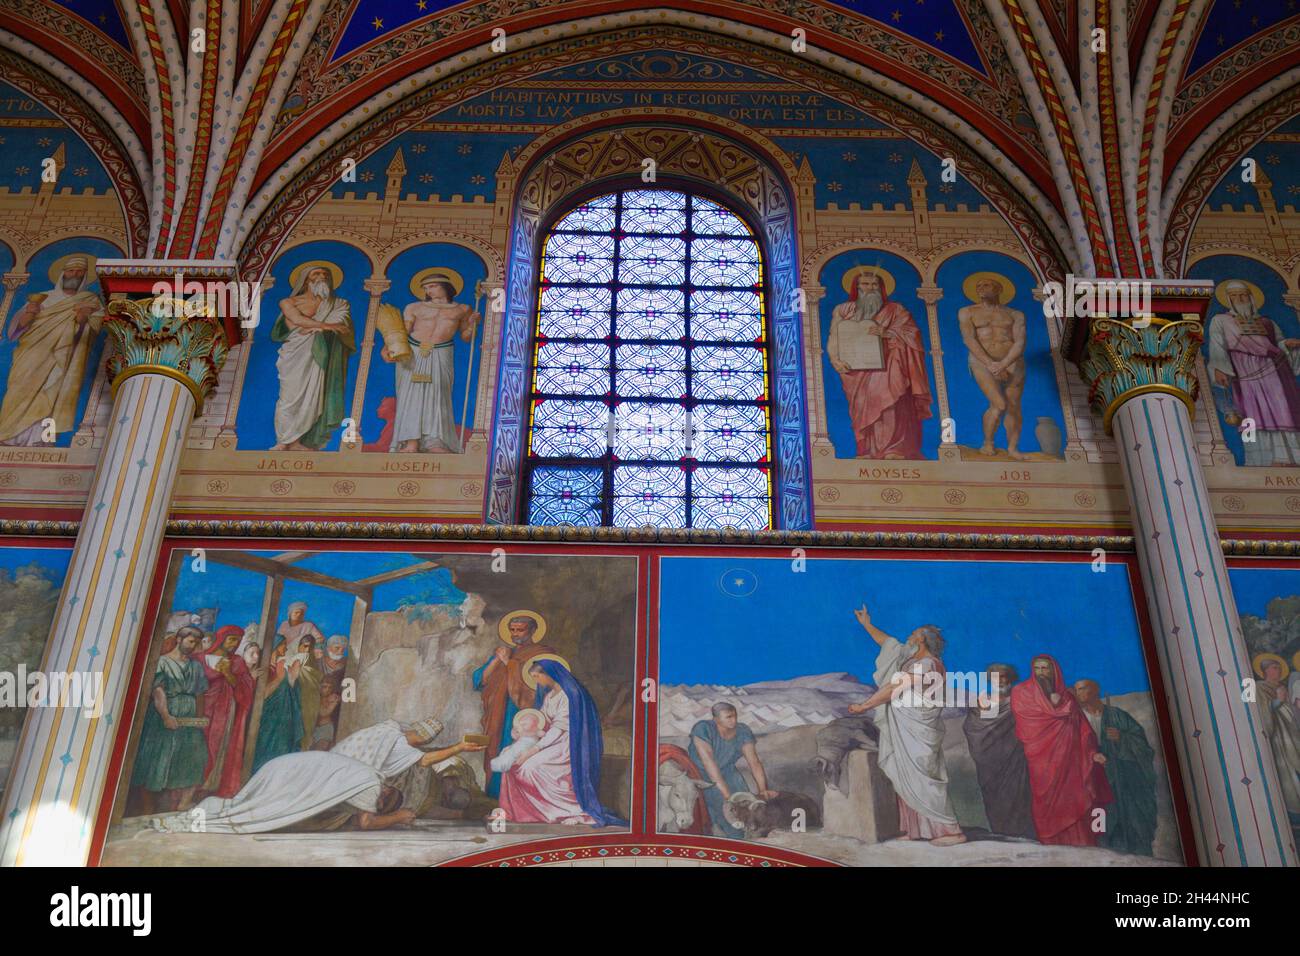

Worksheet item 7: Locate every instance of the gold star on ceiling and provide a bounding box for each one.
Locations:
[372,17,383,29]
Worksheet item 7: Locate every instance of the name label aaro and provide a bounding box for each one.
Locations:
[1263,475,1300,487]
[49,887,151,936]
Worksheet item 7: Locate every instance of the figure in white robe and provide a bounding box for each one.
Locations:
[848,606,965,845]
[391,340,460,452]
[148,718,480,833]
[271,266,355,450]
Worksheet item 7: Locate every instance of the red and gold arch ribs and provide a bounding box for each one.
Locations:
[165,5,223,257]
[1095,0,1142,276]
[194,0,308,258]
[1135,0,1191,276]
[137,0,179,256]
[1005,0,1116,277]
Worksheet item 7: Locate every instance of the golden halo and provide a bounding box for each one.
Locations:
[512,707,546,729]
[962,271,1015,305]
[288,259,344,292]
[410,267,464,299]
[47,253,97,286]
[1294,651,1300,674]
[498,609,547,645]
[841,265,895,298]
[1215,279,1265,310]
[522,653,571,689]
[1252,652,1289,680]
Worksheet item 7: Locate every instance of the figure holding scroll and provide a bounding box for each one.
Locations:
[827,267,932,459]
[379,269,480,454]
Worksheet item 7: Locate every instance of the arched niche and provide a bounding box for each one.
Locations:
[484,120,812,529]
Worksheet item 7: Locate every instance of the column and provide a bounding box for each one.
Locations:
[915,286,951,439]
[801,284,832,452]
[0,291,229,866]
[1078,313,1298,867]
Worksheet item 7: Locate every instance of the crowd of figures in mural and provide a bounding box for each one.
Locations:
[657,556,1185,865]
[102,550,633,865]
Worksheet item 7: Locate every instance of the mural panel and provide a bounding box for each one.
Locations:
[101,547,636,866]
[0,543,72,801]
[657,554,1184,865]
[1225,563,1300,846]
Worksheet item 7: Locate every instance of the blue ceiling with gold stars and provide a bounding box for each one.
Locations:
[51,0,132,53]
[1203,115,1300,210]
[330,0,986,74]
[1185,0,1298,77]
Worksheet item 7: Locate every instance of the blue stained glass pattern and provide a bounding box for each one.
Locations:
[618,235,687,285]
[693,346,766,401]
[528,465,604,526]
[691,404,769,462]
[690,289,763,341]
[691,467,771,530]
[538,286,611,338]
[613,465,687,527]
[692,195,754,236]
[552,195,617,232]
[528,399,609,457]
[616,287,685,339]
[613,402,687,458]
[524,188,772,530]
[615,343,687,397]
[534,342,610,395]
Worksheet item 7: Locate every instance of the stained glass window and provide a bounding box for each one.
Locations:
[524,189,773,530]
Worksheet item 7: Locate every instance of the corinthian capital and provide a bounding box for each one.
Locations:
[103,295,230,413]
[1078,317,1202,433]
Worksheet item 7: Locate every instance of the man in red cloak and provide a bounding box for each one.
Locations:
[1010,654,1113,846]
[197,625,256,798]
[827,269,933,459]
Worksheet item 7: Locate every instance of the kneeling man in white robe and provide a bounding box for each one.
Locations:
[151,718,483,833]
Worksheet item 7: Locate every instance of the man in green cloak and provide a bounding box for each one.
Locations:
[271,262,354,450]
[1075,679,1158,856]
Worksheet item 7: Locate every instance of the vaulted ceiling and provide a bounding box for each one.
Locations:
[1,0,1297,278]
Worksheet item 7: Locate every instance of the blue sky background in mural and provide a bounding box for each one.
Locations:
[1203,115,1300,210]
[0,237,121,447]
[169,551,467,637]
[0,82,118,195]
[819,249,939,458]
[0,544,71,583]
[237,240,371,451]
[359,242,486,451]
[1187,253,1297,466]
[1184,0,1297,77]
[935,250,1065,456]
[1228,565,1300,620]
[659,556,1153,695]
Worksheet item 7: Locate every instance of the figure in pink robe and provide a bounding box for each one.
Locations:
[498,657,625,827]
[198,625,256,797]
[827,271,933,459]
[1207,281,1300,466]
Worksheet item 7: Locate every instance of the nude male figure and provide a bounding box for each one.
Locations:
[380,277,480,453]
[958,277,1027,459]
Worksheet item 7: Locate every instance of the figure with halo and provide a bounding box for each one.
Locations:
[827,265,932,459]
[1207,279,1300,466]
[271,260,355,451]
[472,610,558,798]
[377,269,481,453]
[0,253,102,446]
[958,272,1027,459]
